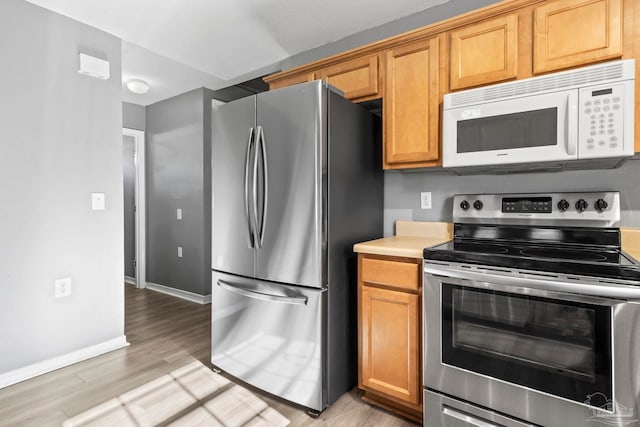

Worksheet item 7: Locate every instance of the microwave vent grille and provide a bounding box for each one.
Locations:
[448,61,626,108]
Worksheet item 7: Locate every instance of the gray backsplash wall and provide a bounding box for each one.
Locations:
[0,0,125,374]
[383,159,640,236]
[145,88,214,296]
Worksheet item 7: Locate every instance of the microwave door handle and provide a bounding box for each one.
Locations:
[567,91,578,156]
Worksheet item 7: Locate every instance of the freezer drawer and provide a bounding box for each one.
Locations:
[424,390,538,427]
[212,271,326,411]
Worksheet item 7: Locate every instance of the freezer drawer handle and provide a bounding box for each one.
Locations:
[217,280,308,305]
[442,406,503,427]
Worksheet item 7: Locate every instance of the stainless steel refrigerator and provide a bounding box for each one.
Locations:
[211,80,382,413]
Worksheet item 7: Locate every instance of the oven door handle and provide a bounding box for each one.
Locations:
[424,264,640,300]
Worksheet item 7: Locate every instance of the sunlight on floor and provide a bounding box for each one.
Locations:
[63,360,290,427]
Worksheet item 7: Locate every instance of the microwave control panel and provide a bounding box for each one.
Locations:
[579,83,626,157]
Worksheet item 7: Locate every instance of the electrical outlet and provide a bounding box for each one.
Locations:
[178,247,183,258]
[54,278,72,298]
[421,192,432,209]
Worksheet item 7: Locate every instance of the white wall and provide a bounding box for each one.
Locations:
[0,0,125,379]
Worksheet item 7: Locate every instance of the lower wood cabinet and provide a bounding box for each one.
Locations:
[358,253,423,422]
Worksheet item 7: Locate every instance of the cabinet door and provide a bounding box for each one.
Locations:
[267,72,316,90]
[533,0,622,74]
[450,14,519,90]
[384,36,441,169]
[318,54,380,101]
[360,285,420,405]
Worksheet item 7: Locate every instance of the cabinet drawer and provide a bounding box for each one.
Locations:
[361,257,420,291]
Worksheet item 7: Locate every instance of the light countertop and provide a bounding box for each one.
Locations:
[353,221,452,259]
[356,224,640,263]
[622,228,640,263]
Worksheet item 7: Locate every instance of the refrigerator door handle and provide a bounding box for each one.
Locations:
[257,125,268,247]
[217,279,308,305]
[252,126,261,248]
[244,127,256,248]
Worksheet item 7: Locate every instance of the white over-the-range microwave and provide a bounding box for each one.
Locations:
[442,59,635,174]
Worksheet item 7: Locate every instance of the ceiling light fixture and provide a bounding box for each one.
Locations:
[126,79,149,94]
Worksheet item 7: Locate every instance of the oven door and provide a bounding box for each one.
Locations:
[424,266,640,427]
[442,89,578,168]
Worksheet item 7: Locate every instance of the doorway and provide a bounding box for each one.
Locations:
[123,128,146,289]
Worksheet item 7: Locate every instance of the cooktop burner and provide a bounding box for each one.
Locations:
[454,242,510,254]
[519,247,609,262]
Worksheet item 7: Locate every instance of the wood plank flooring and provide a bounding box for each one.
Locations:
[0,285,419,426]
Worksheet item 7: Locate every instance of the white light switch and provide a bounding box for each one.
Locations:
[177,209,182,220]
[178,247,183,258]
[421,192,432,210]
[91,193,105,210]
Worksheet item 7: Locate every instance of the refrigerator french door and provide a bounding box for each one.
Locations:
[211,83,324,287]
[211,81,383,413]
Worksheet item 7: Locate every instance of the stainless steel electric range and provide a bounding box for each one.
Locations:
[422,192,640,427]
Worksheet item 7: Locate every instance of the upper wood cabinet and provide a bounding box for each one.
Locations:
[383,36,442,169]
[318,54,382,101]
[533,0,623,74]
[264,0,638,167]
[267,72,315,90]
[450,14,520,90]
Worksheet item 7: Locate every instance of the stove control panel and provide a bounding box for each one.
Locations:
[502,197,552,213]
[453,192,620,227]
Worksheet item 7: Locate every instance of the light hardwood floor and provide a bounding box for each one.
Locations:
[0,285,419,427]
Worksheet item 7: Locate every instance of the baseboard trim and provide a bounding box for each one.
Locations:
[124,276,136,286]
[146,282,211,305]
[0,335,129,389]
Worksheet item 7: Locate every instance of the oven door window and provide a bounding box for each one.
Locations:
[442,284,612,405]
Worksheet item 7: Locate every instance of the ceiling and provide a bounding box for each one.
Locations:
[25,0,450,105]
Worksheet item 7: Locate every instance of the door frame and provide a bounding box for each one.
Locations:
[123,128,146,289]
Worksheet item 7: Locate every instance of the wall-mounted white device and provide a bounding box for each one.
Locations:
[78,53,110,80]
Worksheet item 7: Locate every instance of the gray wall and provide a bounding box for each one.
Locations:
[145,88,214,295]
[123,102,145,130]
[383,159,640,236]
[0,0,124,373]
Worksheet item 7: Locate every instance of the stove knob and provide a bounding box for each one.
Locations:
[575,199,588,213]
[473,200,483,210]
[460,200,470,211]
[557,199,570,212]
[595,198,608,212]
